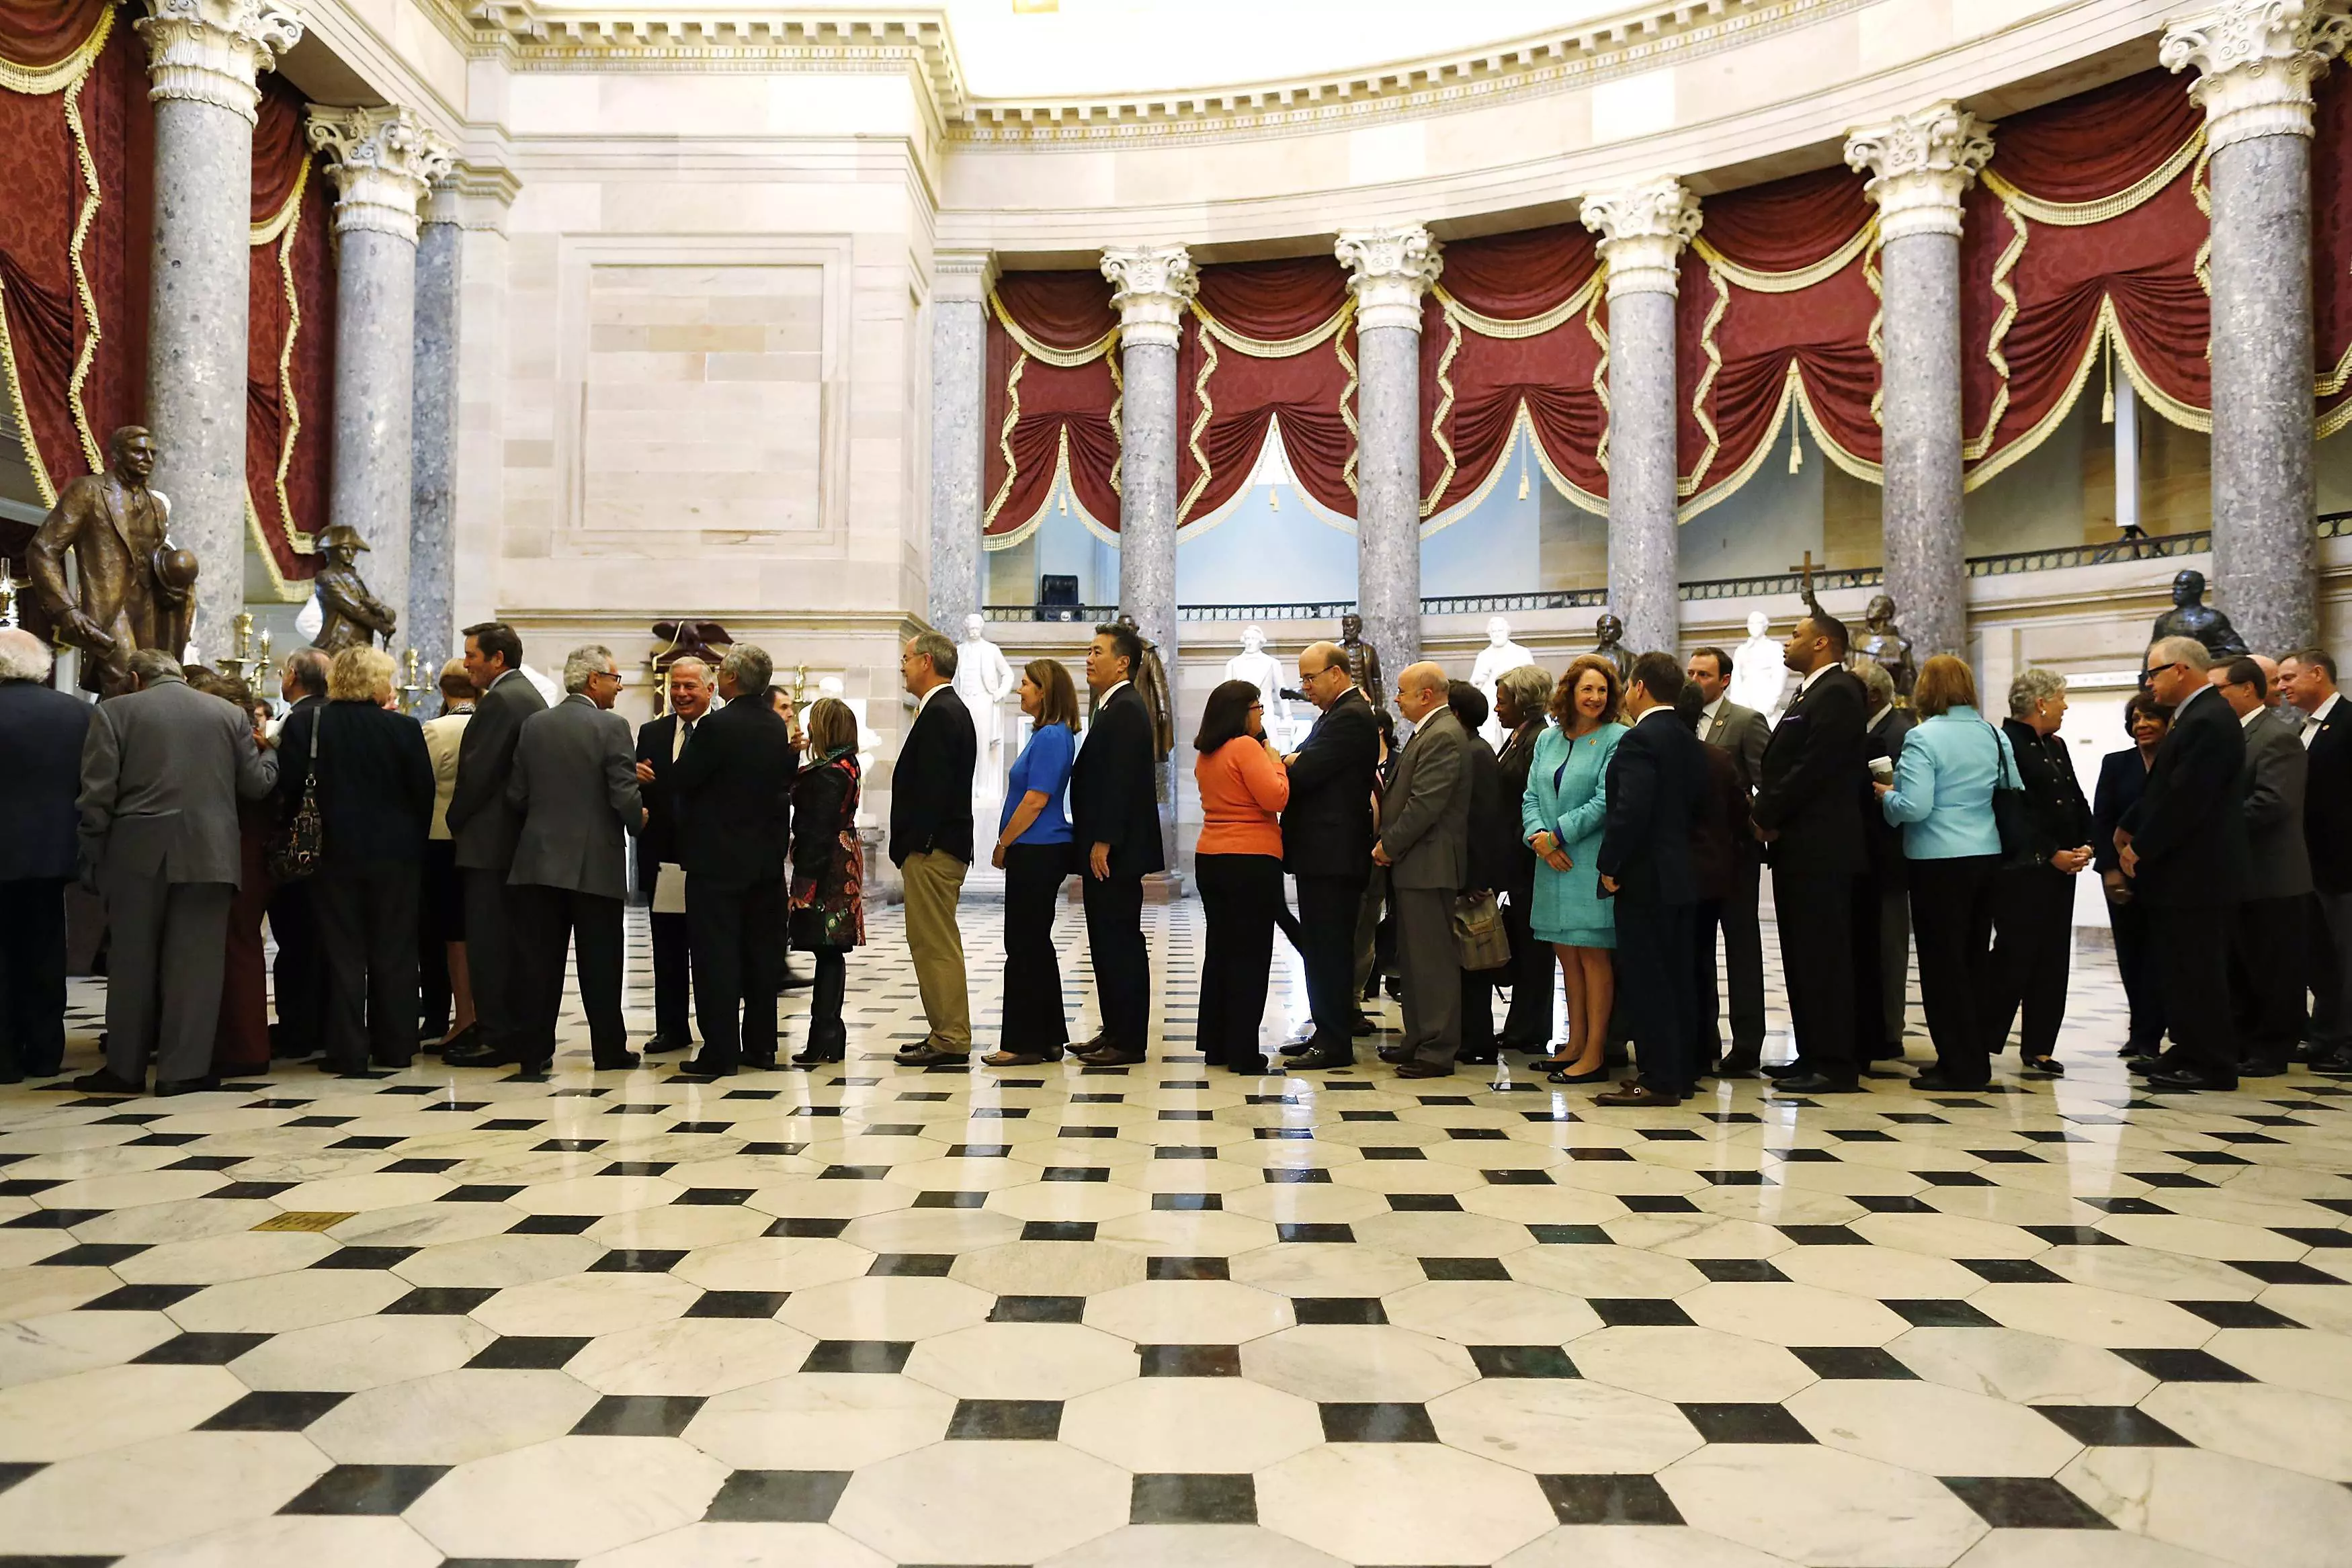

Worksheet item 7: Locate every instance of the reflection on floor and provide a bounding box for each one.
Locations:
[1,897,2349,1568]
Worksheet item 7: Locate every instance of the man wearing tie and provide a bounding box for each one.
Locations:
[2279,649,2352,1075]
[1685,646,1770,1075]
[1372,662,1474,1080]
[634,658,712,1055]
[890,631,978,1069]
[444,623,551,1072]
[1070,622,1164,1067]
[1595,652,1708,1106]
[1280,640,1380,1071]
[2208,657,2309,1077]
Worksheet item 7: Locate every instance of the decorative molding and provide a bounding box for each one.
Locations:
[1845,101,1994,241]
[1336,226,1443,333]
[1100,247,1198,350]
[135,0,302,123]
[1581,177,1702,299]
[2162,0,2352,149]
[307,105,460,243]
[425,160,520,231]
[933,250,999,305]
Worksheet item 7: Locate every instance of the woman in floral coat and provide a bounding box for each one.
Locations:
[789,697,865,1065]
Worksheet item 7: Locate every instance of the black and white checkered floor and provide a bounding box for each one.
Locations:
[3,896,2351,1567]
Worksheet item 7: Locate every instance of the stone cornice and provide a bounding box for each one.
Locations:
[1336,226,1443,334]
[2162,0,2352,149]
[1100,247,1198,351]
[1845,102,1994,242]
[1582,177,1702,299]
[136,0,304,124]
[308,105,462,243]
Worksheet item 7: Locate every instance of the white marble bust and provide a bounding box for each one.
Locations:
[1468,615,1533,746]
[1730,610,1788,715]
[1224,625,1286,724]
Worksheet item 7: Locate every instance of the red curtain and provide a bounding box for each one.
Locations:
[2316,71,2352,435]
[1176,254,1353,525]
[981,269,1120,541]
[245,74,329,583]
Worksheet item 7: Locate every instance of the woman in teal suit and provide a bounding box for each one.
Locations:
[1521,655,1626,1084]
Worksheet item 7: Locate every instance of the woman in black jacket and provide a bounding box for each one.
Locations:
[1492,664,1554,1051]
[1450,682,1513,1066]
[789,698,865,1066]
[2093,695,2171,1060]
[1986,667,2095,1076]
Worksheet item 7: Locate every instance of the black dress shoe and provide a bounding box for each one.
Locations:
[1457,1049,1499,1066]
[778,968,814,992]
[155,1075,222,1096]
[1289,1045,1355,1071]
[1228,1055,1270,1075]
[1394,1060,1452,1079]
[593,1051,642,1071]
[1769,1072,1861,1094]
[1709,1057,1759,1080]
[1349,1013,1378,1038]
[1546,1064,1611,1086]
[70,1069,144,1095]
[1908,1070,1990,1094]
[2144,1065,2238,1092]
[444,1039,526,1070]
[1762,1059,1809,1080]
[642,1035,691,1056]
[1075,1045,1146,1067]
[2311,1053,2352,1078]
[1376,1045,1413,1065]
[674,1055,736,1079]
[2128,1052,2184,1078]
[1280,1036,1320,1055]
[898,1044,972,1068]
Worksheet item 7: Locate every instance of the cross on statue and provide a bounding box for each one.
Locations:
[1787,550,1824,616]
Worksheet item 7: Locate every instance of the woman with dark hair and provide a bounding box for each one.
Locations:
[1450,681,1511,1065]
[1491,664,1554,1051]
[789,697,865,1066]
[1521,655,1625,1082]
[985,658,1081,1067]
[1356,705,1401,1014]
[1193,678,1290,1074]
[420,658,478,1052]
[2093,695,2172,1060]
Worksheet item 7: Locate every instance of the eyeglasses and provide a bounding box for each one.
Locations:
[2140,662,2185,685]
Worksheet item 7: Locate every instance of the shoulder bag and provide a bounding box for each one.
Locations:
[1982,722,2034,869]
[268,711,325,883]
[1452,889,1513,972]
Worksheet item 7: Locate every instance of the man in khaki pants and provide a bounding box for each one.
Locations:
[891,630,978,1066]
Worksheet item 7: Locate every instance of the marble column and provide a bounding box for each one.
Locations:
[2165,0,2349,652]
[1337,225,1443,674]
[1845,103,1993,660]
[410,183,462,669]
[306,104,456,647]
[1101,245,1196,871]
[1582,179,1699,656]
[134,0,302,653]
[929,252,995,631]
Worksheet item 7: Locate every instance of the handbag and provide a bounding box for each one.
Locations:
[790,902,858,951]
[1452,889,1513,972]
[267,711,325,883]
[1983,721,2035,869]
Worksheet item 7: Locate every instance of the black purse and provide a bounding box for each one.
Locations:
[267,713,324,883]
[1984,722,2035,869]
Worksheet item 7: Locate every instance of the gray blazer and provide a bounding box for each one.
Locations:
[2241,706,2313,902]
[449,668,550,871]
[507,694,644,900]
[1380,706,1472,891]
[1703,698,1771,793]
[77,676,276,887]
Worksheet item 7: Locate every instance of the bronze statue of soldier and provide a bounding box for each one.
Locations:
[26,425,196,697]
[2148,568,2250,659]
[1339,611,1387,713]
[310,524,398,652]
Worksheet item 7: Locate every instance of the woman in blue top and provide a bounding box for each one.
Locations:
[1521,655,1626,1083]
[1874,654,2018,1092]
[984,658,1080,1066]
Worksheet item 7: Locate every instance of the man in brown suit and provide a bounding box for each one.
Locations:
[26,426,194,697]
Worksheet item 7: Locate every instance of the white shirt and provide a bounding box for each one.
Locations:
[2171,683,2217,722]
[1867,704,1894,730]
[2239,703,2266,730]
[1799,664,1835,695]
[1634,703,1679,726]
[915,681,950,715]
[2305,690,2341,748]
[1097,679,1132,709]
[1699,694,1726,730]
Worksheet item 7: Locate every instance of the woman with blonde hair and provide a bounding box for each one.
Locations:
[789,696,865,1065]
[420,658,478,1051]
[986,658,1081,1066]
[1521,654,1626,1083]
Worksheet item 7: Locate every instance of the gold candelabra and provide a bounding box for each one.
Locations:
[217,611,257,688]
[398,647,426,713]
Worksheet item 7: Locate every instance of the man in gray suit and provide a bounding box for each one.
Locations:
[2214,657,2312,1075]
[1687,646,1771,1073]
[508,645,644,1072]
[74,648,277,1094]
[1374,662,1474,1079]
[445,622,551,1072]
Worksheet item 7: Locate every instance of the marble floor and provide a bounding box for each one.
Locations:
[3,895,2351,1568]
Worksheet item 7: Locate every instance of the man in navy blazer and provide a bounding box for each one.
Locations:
[0,629,93,1080]
[2283,648,2352,1074]
[1279,640,1380,1069]
[1595,652,1708,1106]
[1070,621,1165,1065]
[890,629,978,1068]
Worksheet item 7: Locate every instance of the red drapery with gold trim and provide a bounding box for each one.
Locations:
[1176,255,1354,527]
[246,74,329,585]
[2314,72,2352,436]
[981,269,1120,546]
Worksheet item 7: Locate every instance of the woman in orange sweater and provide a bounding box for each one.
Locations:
[1193,679,1291,1074]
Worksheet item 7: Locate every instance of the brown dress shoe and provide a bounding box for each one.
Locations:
[1594,1084,1683,1108]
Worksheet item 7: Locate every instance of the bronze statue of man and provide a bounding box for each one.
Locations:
[2148,568,2250,659]
[1856,593,1917,699]
[1113,612,1176,760]
[1591,613,1633,683]
[1339,612,1387,713]
[26,425,195,696]
[311,524,397,652]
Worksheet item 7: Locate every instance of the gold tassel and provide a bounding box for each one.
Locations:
[1058,484,1068,516]
[2101,341,2115,424]
[1269,483,1279,512]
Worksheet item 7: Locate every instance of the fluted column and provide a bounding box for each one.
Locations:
[2165,0,2349,651]
[1846,103,1993,660]
[929,251,995,631]
[307,104,456,646]
[1101,245,1196,869]
[1336,225,1443,672]
[1582,179,1699,655]
[410,180,462,668]
[136,0,302,652]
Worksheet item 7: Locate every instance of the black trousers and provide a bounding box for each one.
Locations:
[2107,894,2166,1053]
[0,877,69,1077]
[1616,898,1698,1096]
[1001,844,1071,1053]
[1197,853,1282,1066]
[1712,855,1767,1056]
[462,867,526,1060]
[269,880,328,1059]
[2150,898,2238,1078]
[1296,873,1368,1051]
[650,910,692,1042]
[1850,874,1886,1062]
[807,946,848,1052]
[314,860,421,1074]
[1986,867,2075,1061]
[2309,890,2352,1055]
[1906,855,1999,1086]
[514,885,626,1063]
[688,876,782,1070]
[1460,963,1497,1058]
[417,839,460,1038]
[1499,876,1552,1046]
[1082,872,1150,1050]
[1773,867,1859,1082]
[2230,894,2306,1071]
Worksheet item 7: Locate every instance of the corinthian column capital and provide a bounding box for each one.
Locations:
[2163,0,2352,149]
[135,0,302,123]
[1845,103,1995,241]
[1335,225,1443,333]
[1099,247,1198,350]
[1580,178,1702,300]
[306,105,459,244]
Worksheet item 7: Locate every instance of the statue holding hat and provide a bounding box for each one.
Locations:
[312,523,398,652]
[25,425,196,696]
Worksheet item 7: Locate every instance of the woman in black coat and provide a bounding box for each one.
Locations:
[1986,668,2095,1076]
[788,698,866,1066]
[2092,695,2171,1060]
[1450,682,1514,1065]
[1491,664,1554,1051]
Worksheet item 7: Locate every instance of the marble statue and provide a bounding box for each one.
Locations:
[1590,613,1633,683]
[2148,569,2251,659]
[1225,626,1286,720]
[310,525,398,652]
[1855,593,1917,700]
[26,425,195,697]
[1729,611,1788,714]
[1339,611,1387,713]
[1469,615,1534,746]
[1114,612,1176,759]
[954,612,1018,803]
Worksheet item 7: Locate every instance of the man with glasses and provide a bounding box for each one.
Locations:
[2280,648,2352,1072]
[2119,637,2250,1092]
[1278,641,1380,1070]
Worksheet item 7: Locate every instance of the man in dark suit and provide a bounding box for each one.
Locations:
[0,629,93,1081]
[670,644,798,1078]
[2210,658,2310,1076]
[2281,648,2352,1074]
[2122,638,2250,1092]
[1280,640,1379,1070]
[1596,652,1708,1106]
[267,647,332,1061]
[1751,613,1870,1094]
[1687,646,1771,1074]
[1374,662,1473,1079]
[509,645,645,1072]
[634,656,714,1054]
[444,623,550,1071]
[1449,682,1513,1066]
[1071,622,1163,1066]
[1858,658,1916,1063]
[891,629,978,1068]
[75,649,278,1094]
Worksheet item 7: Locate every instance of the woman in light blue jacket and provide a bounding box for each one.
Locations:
[1874,654,2017,1093]
[1521,656,1626,1083]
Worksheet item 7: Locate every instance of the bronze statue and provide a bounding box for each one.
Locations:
[1856,593,1917,699]
[652,617,733,673]
[1339,612,1387,713]
[310,524,397,652]
[2148,568,2249,658]
[1114,613,1176,759]
[27,425,195,696]
[1591,613,1633,683]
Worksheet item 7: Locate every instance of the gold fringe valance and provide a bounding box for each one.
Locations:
[0,4,112,96]
[987,292,1116,367]
[1981,127,2206,228]
[1691,220,1876,296]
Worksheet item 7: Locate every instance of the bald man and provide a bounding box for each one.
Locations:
[1280,641,1380,1069]
[1374,661,1474,1078]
